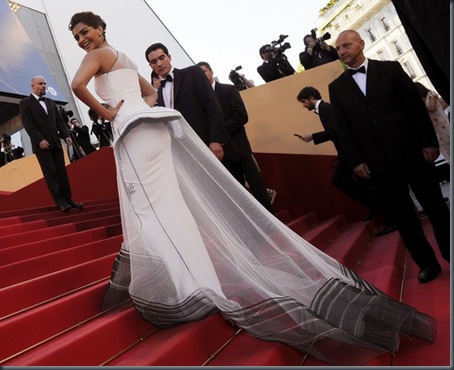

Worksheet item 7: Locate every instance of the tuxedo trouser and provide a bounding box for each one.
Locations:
[35,147,72,205]
[332,158,394,224]
[371,157,450,269]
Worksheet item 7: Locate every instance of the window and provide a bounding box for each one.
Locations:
[392,40,403,55]
[377,49,385,61]
[367,28,376,42]
[403,61,417,79]
[381,17,390,32]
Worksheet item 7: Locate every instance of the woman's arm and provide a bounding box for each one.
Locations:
[138,75,158,107]
[425,91,438,113]
[71,50,123,121]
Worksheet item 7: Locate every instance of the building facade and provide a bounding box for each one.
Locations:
[1,0,194,153]
[316,0,435,91]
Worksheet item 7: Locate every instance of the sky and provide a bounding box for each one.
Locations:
[10,0,329,146]
[144,0,329,86]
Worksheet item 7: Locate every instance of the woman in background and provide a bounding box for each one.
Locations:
[414,82,450,165]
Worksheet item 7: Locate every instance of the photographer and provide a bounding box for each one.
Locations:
[229,66,255,91]
[1,133,14,166]
[88,105,113,148]
[257,44,285,83]
[299,30,339,71]
[70,117,96,156]
[60,106,84,162]
[257,36,295,83]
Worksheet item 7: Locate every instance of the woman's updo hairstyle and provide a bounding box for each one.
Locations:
[68,11,107,36]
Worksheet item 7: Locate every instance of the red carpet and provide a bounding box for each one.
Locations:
[0,149,450,366]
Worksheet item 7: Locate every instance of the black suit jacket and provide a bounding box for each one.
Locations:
[328,59,439,173]
[214,82,251,158]
[157,65,226,146]
[311,100,346,163]
[19,95,69,153]
[257,60,284,83]
[299,46,339,70]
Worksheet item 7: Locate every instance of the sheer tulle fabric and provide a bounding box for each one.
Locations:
[94,54,436,366]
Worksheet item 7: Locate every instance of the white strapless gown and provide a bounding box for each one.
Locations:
[92,54,436,366]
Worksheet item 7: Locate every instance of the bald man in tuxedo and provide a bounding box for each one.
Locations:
[20,76,83,211]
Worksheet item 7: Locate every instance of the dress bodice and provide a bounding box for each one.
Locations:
[94,51,182,142]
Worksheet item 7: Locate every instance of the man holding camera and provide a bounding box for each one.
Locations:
[299,32,339,71]
[257,44,286,83]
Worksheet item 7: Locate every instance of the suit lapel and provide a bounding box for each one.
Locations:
[173,68,181,104]
[32,95,48,115]
[342,72,366,101]
[365,59,380,98]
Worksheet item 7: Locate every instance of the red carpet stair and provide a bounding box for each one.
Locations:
[0,200,450,366]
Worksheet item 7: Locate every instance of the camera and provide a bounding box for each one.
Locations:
[268,34,292,58]
[264,34,295,77]
[58,105,74,122]
[310,28,331,44]
[229,66,250,91]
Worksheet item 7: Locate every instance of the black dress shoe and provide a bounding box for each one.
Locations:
[67,200,84,209]
[418,266,441,283]
[374,224,398,237]
[57,202,72,211]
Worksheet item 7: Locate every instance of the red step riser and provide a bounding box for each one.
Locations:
[0,237,122,288]
[0,227,119,266]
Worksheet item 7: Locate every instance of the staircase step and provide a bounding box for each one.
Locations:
[322,221,372,270]
[0,225,122,266]
[286,211,318,235]
[0,251,117,319]
[205,329,304,366]
[0,219,49,236]
[11,201,120,224]
[0,280,113,363]
[274,209,294,223]
[0,236,122,288]
[0,198,118,220]
[107,313,237,366]
[302,214,348,250]
[0,224,79,249]
[2,304,155,366]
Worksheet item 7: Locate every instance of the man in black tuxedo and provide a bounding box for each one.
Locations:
[295,86,396,236]
[197,61,273,213]
[328,30,449,283]
[19,76,84,211]
[145,43,227,162]
[257,44,287,83]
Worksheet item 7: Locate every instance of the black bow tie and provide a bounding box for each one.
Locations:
[38,96,45,101]
[348,66,366,75]
[160,74,173,87]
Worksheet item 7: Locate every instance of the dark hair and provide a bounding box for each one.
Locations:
[68,12,107,36]
[414,82,430,98]
[303,34,312,46]
[145,43,169,63]
[259,44,271,56]
[88,108,99,122]
[296,86,322,101]
[196,61,212,71]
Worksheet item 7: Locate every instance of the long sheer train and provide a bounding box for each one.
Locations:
[93,55,435,366]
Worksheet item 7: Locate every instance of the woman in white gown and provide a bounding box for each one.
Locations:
[69,12,436,366]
